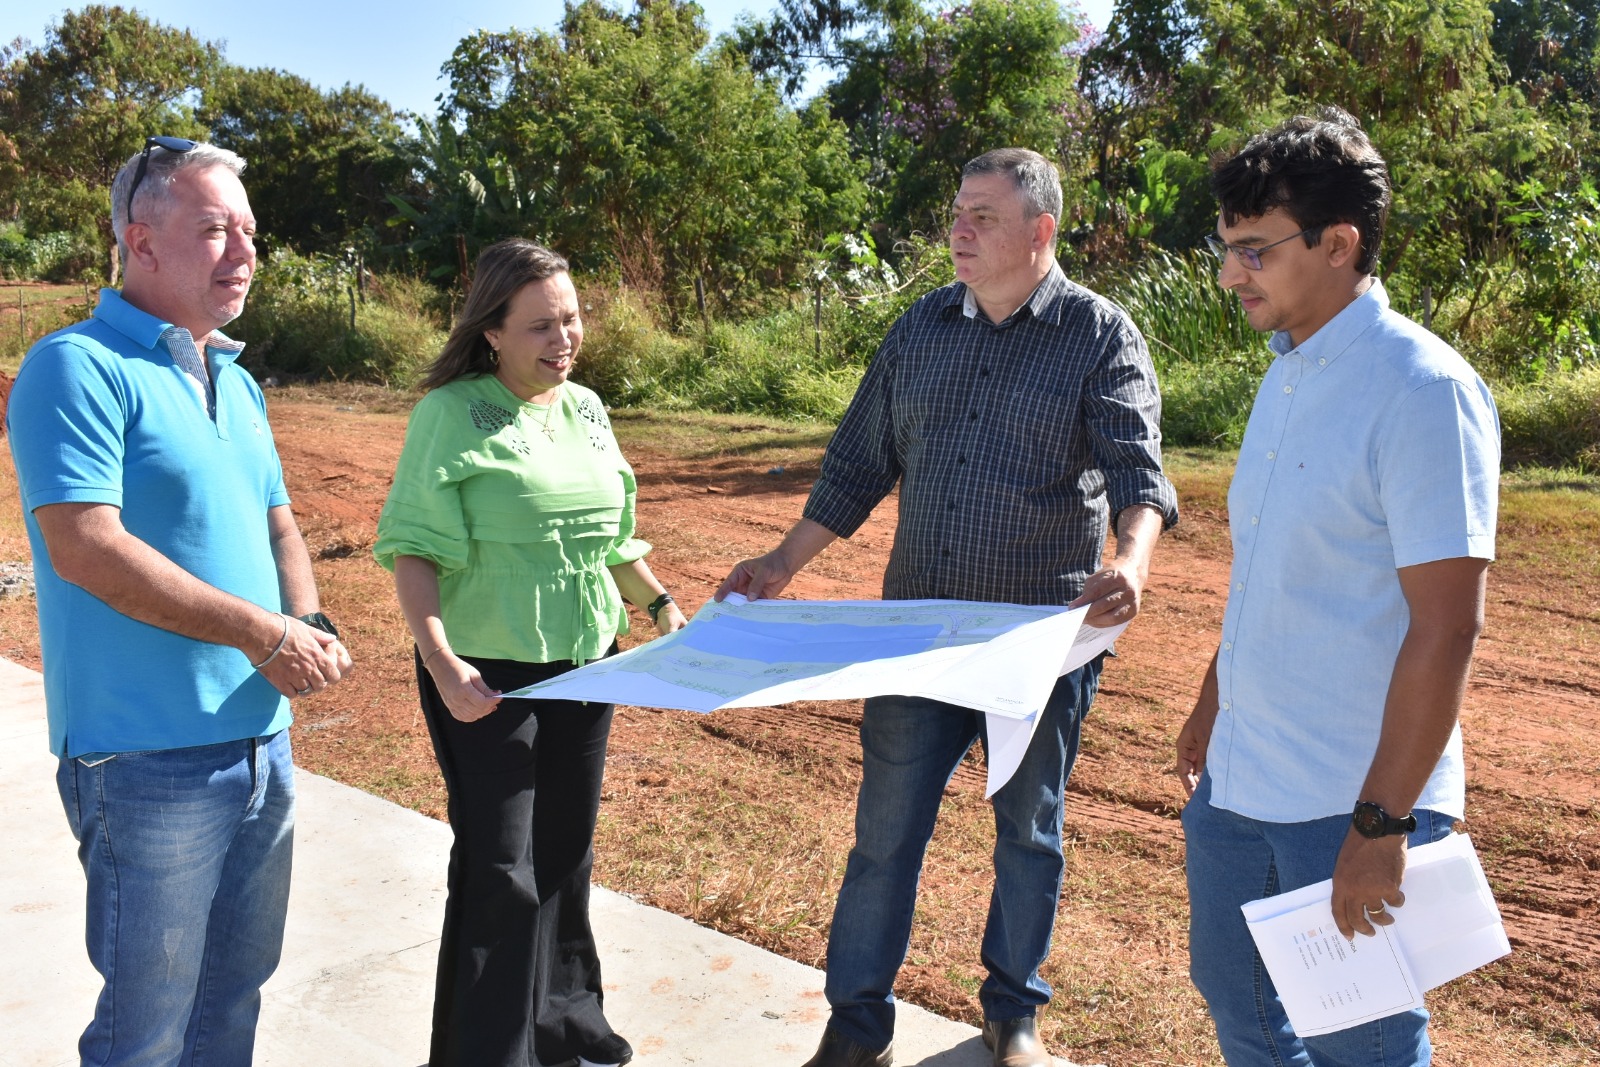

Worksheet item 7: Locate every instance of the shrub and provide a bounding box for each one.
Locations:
[1097,249,1272,447]
[233,251,445,384]
[573,287,699,407]
[575,286,865,421]
[1497,365,1600,469]
[0,225,101,282]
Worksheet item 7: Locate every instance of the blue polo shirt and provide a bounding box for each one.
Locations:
[1207,280,1499,823]
[7,289,292,757]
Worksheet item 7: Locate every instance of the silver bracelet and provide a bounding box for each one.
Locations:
[251,613,290,669]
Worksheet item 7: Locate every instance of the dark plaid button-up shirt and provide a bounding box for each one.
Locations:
[804,264,1179,606]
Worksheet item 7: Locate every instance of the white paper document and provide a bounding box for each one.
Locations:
[1241,832,1510,1037]
[505,596,1126,795]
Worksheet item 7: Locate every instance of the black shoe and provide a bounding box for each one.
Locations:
[981,1016,1051,1067]
[576,1032,634,1066]
[801,1026,893,1067]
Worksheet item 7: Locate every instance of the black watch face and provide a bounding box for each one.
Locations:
[1352,802,1387,838]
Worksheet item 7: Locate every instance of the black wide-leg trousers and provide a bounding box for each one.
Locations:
[417,649,617,1067]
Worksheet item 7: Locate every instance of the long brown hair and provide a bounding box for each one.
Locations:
[419,239,571,391]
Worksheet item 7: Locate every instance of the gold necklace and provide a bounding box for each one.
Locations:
[539,386,561,442]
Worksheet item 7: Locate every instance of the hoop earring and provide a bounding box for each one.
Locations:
[489,347,499,367]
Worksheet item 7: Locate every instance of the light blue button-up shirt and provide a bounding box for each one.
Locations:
[1207,279,1499,823]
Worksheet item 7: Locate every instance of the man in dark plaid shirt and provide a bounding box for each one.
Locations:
[719,147,1178,1067]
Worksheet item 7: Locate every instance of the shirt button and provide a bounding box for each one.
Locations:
[957,456,967,465]
[1224,641,1233,651]
[942,548,951,556]
[1267,450,1276,460]
[1251,516,1259,525]
[1235,582,1244,591]
[969,412,977,421]
[1283,385,1293,394]
[1318,358,1327,366]
[979,368,990,377]
[1223,701,1232,711]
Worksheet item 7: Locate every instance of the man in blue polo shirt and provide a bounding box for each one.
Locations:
[1176,108,1499,1066]
[7,138,351,1064]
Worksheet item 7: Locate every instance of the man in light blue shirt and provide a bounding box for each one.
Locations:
[1176,108,1499,1067]
[8,138,351,1064]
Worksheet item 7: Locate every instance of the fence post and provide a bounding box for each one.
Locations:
[814,282,823,358]
[1422,286,1433,331]
[17,287,23,346]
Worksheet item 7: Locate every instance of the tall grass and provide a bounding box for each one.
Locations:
[211,248,1600,467]
[0,286,95,374]
[576,288,867,422]
[1100,250,1271,447]
[232,253,446,385]
[1497,366,1600,470]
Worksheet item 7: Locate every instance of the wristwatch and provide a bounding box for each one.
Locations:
[1351,800,1416,839]
[299,611,340,638]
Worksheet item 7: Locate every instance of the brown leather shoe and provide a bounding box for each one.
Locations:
[982,1016,1051,1067]
[801,1026,894,1067]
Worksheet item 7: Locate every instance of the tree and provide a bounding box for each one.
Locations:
[198,66,405,255]
[738,0,1089,237]
[823,0,1086,232]
[1492,0,1600,105]
[1081,0,1569,270]
[0,5,219,282]
[398,0,868,308]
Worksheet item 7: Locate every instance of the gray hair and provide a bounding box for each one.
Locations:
[111,141,247,257]
[962,148,1063,222]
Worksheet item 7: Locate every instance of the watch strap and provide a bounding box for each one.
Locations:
[299,611,339,638]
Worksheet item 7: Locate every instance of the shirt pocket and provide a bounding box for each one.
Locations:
[995,389,1082,489]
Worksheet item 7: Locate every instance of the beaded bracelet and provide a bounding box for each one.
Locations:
[251,613,290,669]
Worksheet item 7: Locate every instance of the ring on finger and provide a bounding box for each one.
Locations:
[1366,902,1387,915]
[295,685,312,696]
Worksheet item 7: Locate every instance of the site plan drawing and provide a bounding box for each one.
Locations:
[506,595,1127,794]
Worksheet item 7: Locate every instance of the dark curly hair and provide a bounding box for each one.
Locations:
[1210,106,1391,275]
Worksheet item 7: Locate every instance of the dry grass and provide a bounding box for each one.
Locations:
[3,391,1598,1065]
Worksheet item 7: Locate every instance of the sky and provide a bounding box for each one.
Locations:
[2,0,1115,120]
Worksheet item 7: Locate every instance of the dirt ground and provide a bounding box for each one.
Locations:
[2,388,1596,1064]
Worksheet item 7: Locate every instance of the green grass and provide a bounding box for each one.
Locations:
[0,282,95,374]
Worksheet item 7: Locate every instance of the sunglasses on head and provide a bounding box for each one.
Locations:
[125,136,199,225]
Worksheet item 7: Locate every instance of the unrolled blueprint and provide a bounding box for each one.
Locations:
[505,595,1127,795]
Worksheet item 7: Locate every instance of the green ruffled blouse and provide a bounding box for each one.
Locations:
[374,374,649,664]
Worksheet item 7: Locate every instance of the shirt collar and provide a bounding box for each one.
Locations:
[1268,276,1388,369]
[92,288,246,362]
[950,262,1067,325]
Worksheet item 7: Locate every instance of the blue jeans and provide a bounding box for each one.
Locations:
[1182,771,1454,1067]
[823,657,1103,1051]
[56,731,296,1067]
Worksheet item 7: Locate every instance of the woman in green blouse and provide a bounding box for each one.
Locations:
[375,239,686,1067]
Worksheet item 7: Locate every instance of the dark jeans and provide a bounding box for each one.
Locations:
[823,656,1104,1050]
[417,648,618,1067]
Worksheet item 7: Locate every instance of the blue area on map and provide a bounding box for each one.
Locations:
[675,617,946,664]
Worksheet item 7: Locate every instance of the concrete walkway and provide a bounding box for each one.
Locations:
[0,656,1088,1066]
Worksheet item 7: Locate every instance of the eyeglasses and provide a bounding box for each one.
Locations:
[1204,227,1318,270]
[125,136,199,225]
